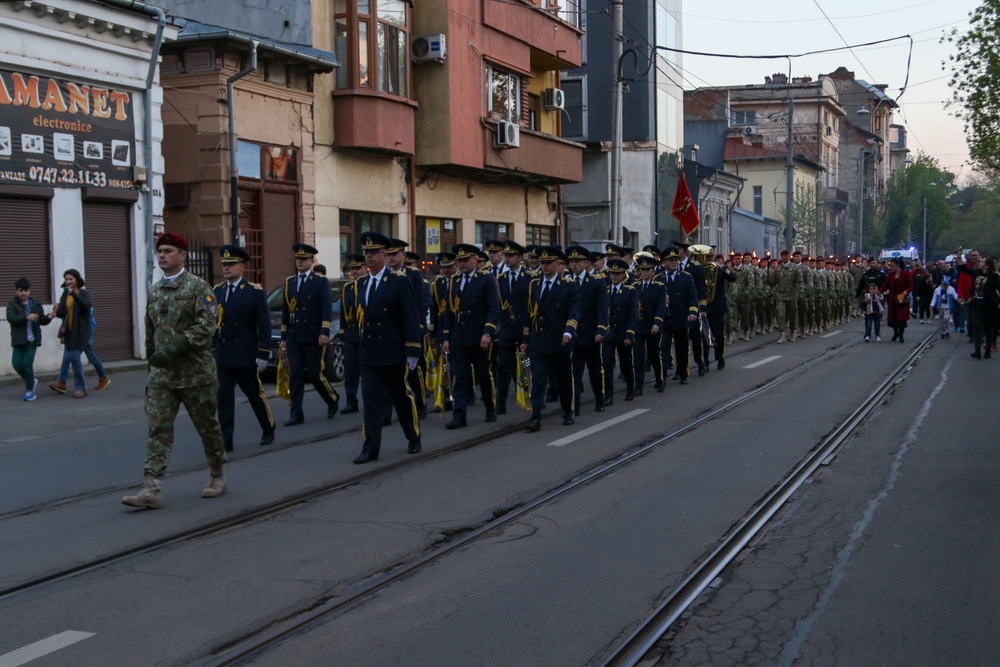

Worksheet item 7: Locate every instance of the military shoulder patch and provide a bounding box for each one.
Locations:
[202,294,218,318]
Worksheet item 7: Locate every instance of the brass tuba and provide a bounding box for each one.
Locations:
[689,244,718,305]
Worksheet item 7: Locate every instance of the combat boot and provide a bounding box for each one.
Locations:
[777,333,786,344]
[122,475,163,509]
[202,468,227,498]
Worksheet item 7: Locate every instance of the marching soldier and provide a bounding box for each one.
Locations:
[427,252,457,413]
[485,239,507,278]
[122,233,227,509]
[495,240,532,414]
[633,252,667,394]
[525,245,542,272]
[280,243,340,426]
[661,247,700,384]
[676,242,710,377]
[769,249,802,343]
[567,245,609,414]
[726,253,741,344]
[758,255,775,334]
[339,253,367,414]
[387,238,428,419]
[793,250,812,337]
[521,246,579,431]
[442,243,500,428]
[602,258,638,402]
[353,232,422,464]
[212,245,275,451]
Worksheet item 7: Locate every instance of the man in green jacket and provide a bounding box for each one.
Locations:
[122,233,228,509]
[6,277,52,401]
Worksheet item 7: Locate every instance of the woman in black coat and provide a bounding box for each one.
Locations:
[50,269,93,397]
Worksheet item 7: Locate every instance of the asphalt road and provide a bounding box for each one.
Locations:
[0,320,996,666]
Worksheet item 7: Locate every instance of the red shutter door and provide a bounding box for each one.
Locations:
[261,191,297,290]
[0,198,51,300]
[82,202,134,361]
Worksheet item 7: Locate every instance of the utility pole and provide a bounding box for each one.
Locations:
[784,76,794,252]
[610,0,624,244]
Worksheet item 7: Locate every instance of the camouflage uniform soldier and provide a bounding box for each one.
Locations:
[756,256,773,334]
[735,253,756,340]
[725,254,740,344]
[123,233,227,509]
[769,250,801,343]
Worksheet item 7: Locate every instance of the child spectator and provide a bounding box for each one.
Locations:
[863,283,886,342]
[6,278,52,400]
[931,281,958,339]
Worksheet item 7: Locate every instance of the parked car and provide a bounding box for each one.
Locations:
[265,278,351,383]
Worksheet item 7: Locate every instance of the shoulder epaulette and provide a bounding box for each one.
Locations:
[249,281,264,290]
[477,269,491,275]
[213,281,225,290]
[561,276,575,283]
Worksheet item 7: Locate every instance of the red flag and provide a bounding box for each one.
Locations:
[672,173,700,236]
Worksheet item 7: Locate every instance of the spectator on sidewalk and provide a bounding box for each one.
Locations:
[6,278,52,401]
[880,258,913,344]
[48,269,94,398]
[50,298,111,394]
[931,280,958,339]
[956,249,982,335]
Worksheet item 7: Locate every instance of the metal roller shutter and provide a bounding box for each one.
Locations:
[0,198,51,300]
[82,202,135,361]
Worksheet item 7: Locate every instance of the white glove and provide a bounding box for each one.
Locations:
[256,358,268,373]
[407,356,419,371]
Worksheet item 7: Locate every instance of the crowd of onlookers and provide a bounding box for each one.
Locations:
[854,250,999,357]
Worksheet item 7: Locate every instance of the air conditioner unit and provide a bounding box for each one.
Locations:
[543,87,565,111]
[410,34,447,63]
[743,125,757,135]
[496,120,520,148]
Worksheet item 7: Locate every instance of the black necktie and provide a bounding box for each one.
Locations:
[297,274,305,293]
[226,284,235,303]
[460,274,469,292]
[541,280,551,300]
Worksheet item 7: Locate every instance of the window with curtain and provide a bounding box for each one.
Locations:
[488,66,521,121]
[333,0,408,96]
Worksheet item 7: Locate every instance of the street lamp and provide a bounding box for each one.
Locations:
[858,148,874,255]
[923,182,937,264]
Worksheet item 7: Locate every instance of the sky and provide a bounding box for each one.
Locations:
[679,0,979,180]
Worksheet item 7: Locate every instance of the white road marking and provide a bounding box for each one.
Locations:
[0,631,95,667]
[821,330,842,338]
[547,409,650,448]
[743,355,782,369]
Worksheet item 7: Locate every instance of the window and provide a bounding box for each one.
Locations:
[526,224,555,246]
[528,93,540,131]
[339,210,392,263]
[236,141,262,179]
[475,222,510,246]
[489,66,521,121]
[874,115,882,132]
[333,0,408,96]
[548,0,580,28]
[731,110,756,126]
[562,77,586,140]
[753,185,763,215]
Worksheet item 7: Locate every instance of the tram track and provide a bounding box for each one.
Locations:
[0,334,784,603]
[192,337,868,666]
[596,328,938,667]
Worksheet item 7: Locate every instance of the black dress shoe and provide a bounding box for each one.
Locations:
[635,389,643,396]
[562,414,575,426]
[446,418,467,430]
[624,392,635,401]
[672,374,681,380]
[224,442,234,453]
[407,440,422,454]
[284,416,304,427]
[971,351,982,359]
[717,359,725,370]
[680,377,690,385]
[259,431,275,446]
[496,404,507,415]
[595,403,605,412]
[353,451,378,464]
[485,411,497,423]
[655,382,665,393]
[327,400,339,419]
[698,364,707,377]
[667,362,674,370]
[525,417,541,432]
[574,406,581,417]
[340,403,359,415]
[604,398,613,407]
[382,416,393,426]
[417,410,427,420]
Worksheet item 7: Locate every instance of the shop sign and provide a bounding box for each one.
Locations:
[0,69,136,189]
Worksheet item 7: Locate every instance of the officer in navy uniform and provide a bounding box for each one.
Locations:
[495,240,532,414]
[353,232,422,464]
[661,247,700,384]
[706,253,736,370]
[442,243,501,428]
[633,253,667,394]
[428,251,457,412]
[387,238,428,419]
[281,243,340,425]
[339,253,367,414]
[520,246,579,431]
[213,245,275,450]
[603,258,638,402]
[566,245,609,414]
[675,241,710,377]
